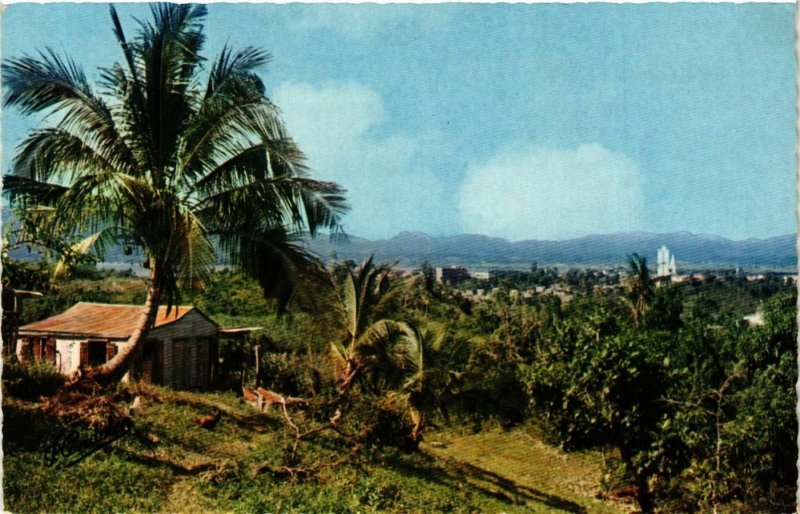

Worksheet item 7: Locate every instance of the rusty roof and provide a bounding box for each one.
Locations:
[18,302,200,340]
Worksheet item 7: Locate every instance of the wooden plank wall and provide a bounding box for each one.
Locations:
[151,310,217,389]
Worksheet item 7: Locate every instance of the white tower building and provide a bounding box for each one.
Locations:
[656,246,677,278]
[657,246,669,277]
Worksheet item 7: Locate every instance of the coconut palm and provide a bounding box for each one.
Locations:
[391,323,467,442]
[625,253,654,326]
[2,4,347,382]
[330,255,410,395]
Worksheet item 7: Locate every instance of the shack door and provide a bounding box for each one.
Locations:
[172,339,189,389]
[141,339,162,385]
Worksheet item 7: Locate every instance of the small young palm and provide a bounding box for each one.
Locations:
[625,253,654,326]
[391,323,467,442]
[330,255,410,394]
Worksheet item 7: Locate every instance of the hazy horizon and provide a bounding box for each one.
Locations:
[2,4,795,241]
[325,228,795,244]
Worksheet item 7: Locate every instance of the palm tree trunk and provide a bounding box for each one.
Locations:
[94,263,162,384]
[338,360,361,395]
[411,408,424,442]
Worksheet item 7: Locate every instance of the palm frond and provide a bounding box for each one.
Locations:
[2,50,139,173]
[330,340,349,367]
[2,175,68,206]
[13,128,119,184]
[205,45,270,100]
[343,267,360,341]
[178,100,287,185]
[298,179,349,236]
[3,48,92,114]
[173,211,215,290]
[131,3,208,178]
[219,226,330,313]
[109,4,154,171]
[53,227,117,278]
[357,319,412,360]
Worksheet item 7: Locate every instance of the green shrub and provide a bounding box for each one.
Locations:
[345,395,417,452]
[261,352,323,397]
[3,358,65,399]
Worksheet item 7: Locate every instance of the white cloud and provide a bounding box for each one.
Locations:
[273,81,452,239]
[459,144,645,241]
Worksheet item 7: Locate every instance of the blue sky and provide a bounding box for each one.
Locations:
[2,3,795,241]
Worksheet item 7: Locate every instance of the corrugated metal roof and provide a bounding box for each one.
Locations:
[18,302,197,339]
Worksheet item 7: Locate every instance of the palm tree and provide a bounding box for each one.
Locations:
[392,323,467,442]
[2,4,347,383]
[330,255,409,395]
[625,253,653,326]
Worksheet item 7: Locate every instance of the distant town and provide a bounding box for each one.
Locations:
[430,245,797,314]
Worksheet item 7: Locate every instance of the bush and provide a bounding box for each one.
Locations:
[345,395,417,452]
[3,358,65,400]
[260,352,323,397]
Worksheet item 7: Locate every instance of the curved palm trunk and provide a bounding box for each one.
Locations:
[338,358,362,397]
[94,263,162,384]
[410,408,424,443]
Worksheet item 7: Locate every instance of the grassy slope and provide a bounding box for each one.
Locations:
[426,430,627,514]
[4,387,623,513]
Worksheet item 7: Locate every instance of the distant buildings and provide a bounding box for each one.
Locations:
[656,246,677,278]
[470,271,492,281]
[434,267,491,285]
[435,266,470,285]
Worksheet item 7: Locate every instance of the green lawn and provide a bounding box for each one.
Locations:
[4,387,624,513]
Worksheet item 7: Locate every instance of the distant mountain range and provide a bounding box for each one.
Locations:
[304,231,797,270]
[3,205,795,269]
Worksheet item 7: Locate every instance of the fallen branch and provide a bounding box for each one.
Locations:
[256,388,309,408]
[253,445,362,481]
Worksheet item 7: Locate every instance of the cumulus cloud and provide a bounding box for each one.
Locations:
[459,144,645,241]
[273,81,453,239]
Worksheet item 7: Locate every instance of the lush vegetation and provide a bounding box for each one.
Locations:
[1,3,794,513]
[3,254,795,512]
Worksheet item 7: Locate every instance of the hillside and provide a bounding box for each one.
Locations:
[3,386,625,513]
[4,206,794,268]
[305,231,796,268]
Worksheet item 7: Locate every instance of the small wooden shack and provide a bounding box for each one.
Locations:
[16,302,218,389]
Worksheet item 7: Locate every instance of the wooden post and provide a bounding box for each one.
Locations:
[254,344,261,388]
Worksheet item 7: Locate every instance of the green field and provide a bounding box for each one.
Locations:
[4,386,625,513]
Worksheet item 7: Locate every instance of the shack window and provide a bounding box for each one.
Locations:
[85,341,108,367]
[30,337,56,365]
